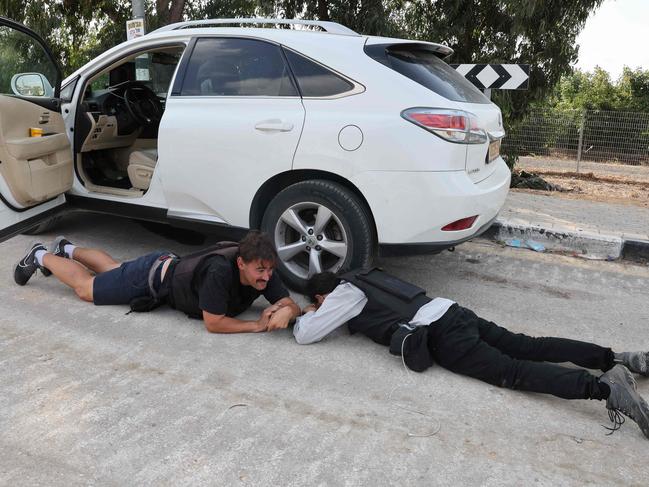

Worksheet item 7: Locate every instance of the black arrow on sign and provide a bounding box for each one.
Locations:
[489,64,512,89]
[464,64,488,90]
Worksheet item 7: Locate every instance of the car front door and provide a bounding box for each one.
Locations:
[157,36,305,227]
[0,17,72,242]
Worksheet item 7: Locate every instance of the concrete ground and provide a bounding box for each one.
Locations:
[1,213,649,486]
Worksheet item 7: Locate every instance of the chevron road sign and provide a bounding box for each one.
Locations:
[451,64,530,90]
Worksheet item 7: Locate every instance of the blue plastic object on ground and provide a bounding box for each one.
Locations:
[504,239,545,252]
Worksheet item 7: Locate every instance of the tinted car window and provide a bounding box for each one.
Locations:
[181,38,297,96]
[283,49,354,97]
[366,45,490,104]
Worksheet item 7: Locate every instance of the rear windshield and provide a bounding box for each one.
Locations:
[366,44,490,104]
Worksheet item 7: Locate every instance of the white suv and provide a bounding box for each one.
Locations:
[0,17,510,289]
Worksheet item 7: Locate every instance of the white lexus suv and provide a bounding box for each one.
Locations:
[0,17,510,289]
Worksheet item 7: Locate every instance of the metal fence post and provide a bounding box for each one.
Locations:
[576,110,586,173]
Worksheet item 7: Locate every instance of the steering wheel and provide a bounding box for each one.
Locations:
[123,82,163,126]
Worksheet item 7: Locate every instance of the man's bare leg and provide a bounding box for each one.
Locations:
[42,254,95,302]
[70,247,120,274]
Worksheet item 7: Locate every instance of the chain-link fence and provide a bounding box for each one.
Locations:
[502,109,649,167]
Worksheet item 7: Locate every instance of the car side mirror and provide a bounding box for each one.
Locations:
[10,73,54,97]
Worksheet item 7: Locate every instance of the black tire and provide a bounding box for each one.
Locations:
[261,180,375,291]
[21,216,62,235]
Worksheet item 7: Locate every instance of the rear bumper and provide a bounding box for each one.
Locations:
[352,157,510,245]
[378,215,497,256]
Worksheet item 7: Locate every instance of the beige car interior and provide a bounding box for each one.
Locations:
[77,108,151,195]
[127,147,158,189]
[0,95,73,207]
[0,44,183,206]
[76,45,183,195]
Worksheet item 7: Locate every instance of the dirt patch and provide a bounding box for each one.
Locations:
[511,168,649,208]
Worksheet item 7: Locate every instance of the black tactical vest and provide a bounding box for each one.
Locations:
[340,268,432,345]
[169,242,239,318]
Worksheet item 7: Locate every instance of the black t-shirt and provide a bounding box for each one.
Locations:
[195,255,289,317]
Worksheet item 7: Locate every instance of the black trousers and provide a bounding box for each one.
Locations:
[427,305,615,400]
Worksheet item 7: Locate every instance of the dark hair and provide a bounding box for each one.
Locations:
[238,230,278,263]
[305,271,341,303]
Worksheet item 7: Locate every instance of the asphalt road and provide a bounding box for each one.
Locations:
[1,212,648,486]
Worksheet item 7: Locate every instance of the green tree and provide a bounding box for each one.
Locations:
[542,67,649,112]
[0,1,133,73]
[548,67,618,110]
[617,68,649,113]
[0,1,195,74]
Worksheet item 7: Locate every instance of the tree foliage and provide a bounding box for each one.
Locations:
[544,67,649,113]
[1,0,606,143]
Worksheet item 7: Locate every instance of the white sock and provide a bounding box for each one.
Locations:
[64,244,77,259]
[34,249,47,266]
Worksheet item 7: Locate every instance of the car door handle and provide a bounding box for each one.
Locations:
[254,120,294,132]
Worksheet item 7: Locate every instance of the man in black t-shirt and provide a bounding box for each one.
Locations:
[195,253,290,318]
[14,231,300,334]
[181,232,300,333]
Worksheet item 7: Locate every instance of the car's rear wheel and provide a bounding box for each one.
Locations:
[261,180,375,291]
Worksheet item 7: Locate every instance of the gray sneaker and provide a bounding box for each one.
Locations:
[50,235,74,259]
[599,365,649,439]
[616,351,649,377]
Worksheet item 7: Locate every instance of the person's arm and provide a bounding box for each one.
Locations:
[293,282,367,345]
[202,307,275,333]
[266,296,301,331]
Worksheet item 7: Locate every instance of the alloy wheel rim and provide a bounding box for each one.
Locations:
[273,201,348,279]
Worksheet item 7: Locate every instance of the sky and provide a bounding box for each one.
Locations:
[575,0,648,80]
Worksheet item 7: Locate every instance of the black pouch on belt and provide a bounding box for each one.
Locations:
[129,295,163,313]
[389,324,434,372]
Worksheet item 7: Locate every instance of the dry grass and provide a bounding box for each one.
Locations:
[512,168,649,208]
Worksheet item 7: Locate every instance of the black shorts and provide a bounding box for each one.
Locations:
[93,251,167,305]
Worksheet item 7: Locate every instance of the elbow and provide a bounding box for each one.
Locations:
[294,333,313,345]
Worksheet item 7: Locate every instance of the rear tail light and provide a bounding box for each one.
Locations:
[442,215,478,231]
[402,108,487,144]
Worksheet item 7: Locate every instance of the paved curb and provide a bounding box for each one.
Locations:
[622,239,649,264]
[485,219,649,263]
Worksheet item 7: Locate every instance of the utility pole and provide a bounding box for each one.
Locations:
[128,1,148,81]
[127,0,146,41]
[132,0,145,26]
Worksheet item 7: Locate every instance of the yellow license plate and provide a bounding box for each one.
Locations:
[488,139,501,163]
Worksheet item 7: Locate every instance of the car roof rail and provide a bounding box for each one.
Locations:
[149,18,360,36]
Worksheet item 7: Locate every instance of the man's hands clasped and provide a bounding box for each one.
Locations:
[255,299,300,332]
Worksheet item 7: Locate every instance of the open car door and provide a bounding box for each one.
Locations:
[0,17,72,242]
